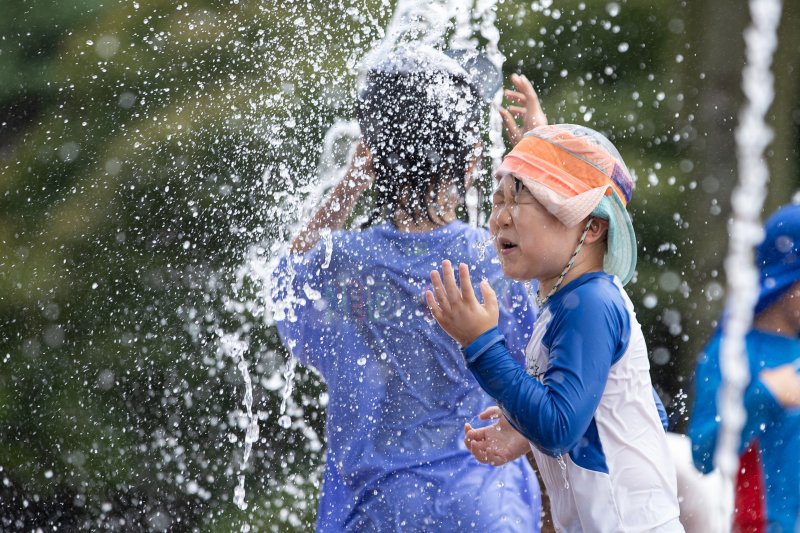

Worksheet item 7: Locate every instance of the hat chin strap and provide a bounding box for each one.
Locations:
[535,217,594,307]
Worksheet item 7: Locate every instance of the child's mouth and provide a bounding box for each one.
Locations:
[498,238,518,253]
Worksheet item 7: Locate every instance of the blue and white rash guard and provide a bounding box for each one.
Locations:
[464,272,683,532]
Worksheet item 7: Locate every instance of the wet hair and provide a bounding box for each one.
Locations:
[357,66,485,227]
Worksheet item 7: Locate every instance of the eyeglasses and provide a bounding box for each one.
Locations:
[491,179,538,211]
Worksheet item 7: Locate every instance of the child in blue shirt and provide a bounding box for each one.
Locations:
[689,203,800,532]
[427,124,683,532]
[273,44,542,532]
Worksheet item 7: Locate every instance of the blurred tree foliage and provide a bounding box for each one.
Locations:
[0,0,797,531]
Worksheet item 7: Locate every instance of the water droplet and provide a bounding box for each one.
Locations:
[245,420,259,443]
[233,475,247,510]
[557,455,570,489]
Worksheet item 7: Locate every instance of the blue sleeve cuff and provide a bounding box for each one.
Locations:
[461,326,506,364]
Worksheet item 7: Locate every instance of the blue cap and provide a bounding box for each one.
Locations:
[755,204,800,314]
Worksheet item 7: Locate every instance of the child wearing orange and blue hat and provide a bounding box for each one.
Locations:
[426,125,684,532]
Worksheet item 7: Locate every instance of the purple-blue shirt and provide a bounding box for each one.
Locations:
[273,221,541,532]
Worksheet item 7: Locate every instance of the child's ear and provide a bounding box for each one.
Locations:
[585,218,609,244]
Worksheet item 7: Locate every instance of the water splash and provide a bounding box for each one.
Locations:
[475,0,506,171]
[321,229,333,270]
[716,0,782,524]
[556,454,570,490]
[226,0,512,514]
[216,330,258,512]
[474,235,495,261]
[278,355,298,429]
[523,280,534,299]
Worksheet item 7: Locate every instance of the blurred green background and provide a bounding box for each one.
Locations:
[0,0,798,530]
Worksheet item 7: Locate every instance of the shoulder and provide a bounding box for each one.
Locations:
[556,273,626,316]
[440,222,497,266]
[543,274,632,358]
[442,221,489,250]
[325,226,386,261]
[545,274,630,341]
[280,228,364,277]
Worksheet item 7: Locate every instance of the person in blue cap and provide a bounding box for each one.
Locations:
[689,203,800,532]
[272,43,544,532]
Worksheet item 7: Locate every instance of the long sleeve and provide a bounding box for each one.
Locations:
[688,334,784,474]
[271,231,348,375]
[463,285,625,457]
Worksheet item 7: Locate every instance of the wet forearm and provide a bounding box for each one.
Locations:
[289,170,370,254]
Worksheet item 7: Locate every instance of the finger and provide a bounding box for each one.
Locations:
[474,443,495,465]
[466,426,486,441]
[466,435,490,463]
[499,107,521,146]
[513,73,535,96]
[458,263,478,304]
[521,77,547,129]
[479,406,502,420]
[503,88,527,104]
[480,280,499,318]
[510,73,537,103]
[429,270,452,313]
[441,260,462,303]
[425,290,443,319]
[508,105,527,116]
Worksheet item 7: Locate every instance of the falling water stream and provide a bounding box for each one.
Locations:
[716,0,782,526]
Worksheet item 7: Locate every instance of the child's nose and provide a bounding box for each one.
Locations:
[492,203,513,226]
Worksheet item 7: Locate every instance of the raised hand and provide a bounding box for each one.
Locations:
[759,362,800,408]
[426,260,499,347]
[347,139,376,193]
[464,406,530,466]
[499,73,547,147]
[289,139,375,254]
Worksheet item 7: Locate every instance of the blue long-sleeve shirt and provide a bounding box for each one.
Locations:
[689,330,800,532]
[462,272,681,531]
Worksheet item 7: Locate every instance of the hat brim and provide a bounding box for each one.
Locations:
[517,177,610,229]
[755,271,800,314]
[592,192,637,286]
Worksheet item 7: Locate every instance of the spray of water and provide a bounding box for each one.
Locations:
[715,0,782,525]
[215,330,257,511]
[227,0,510,514]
